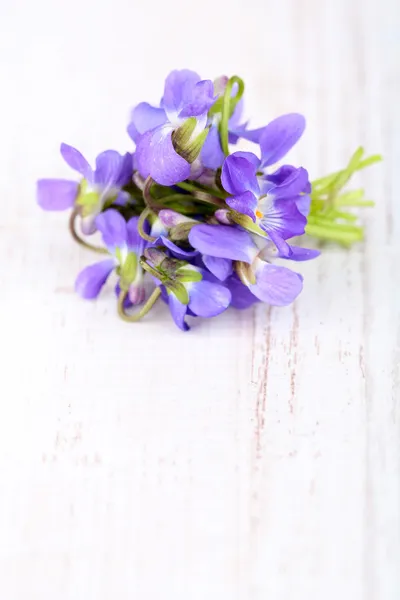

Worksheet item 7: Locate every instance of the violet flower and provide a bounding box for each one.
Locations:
[128,70,216,186]
[189,223,319,306]
[142,249,231,331]
[75,209,148,304]
[37,144,133,234]
[221,149,309,255]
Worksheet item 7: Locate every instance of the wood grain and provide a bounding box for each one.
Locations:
[0,0,399,598]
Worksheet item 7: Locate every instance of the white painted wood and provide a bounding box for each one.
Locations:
[0,0,399,598]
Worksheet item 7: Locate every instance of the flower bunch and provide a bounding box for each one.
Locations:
[37,70,381,331]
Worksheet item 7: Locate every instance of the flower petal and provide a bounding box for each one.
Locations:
[268,167,310,200]
[265,165,311,194]
[226,191,258,221]
[283,246,320,261]
[249,263,303,306]
[95,209,127,249]
[188,280,231,317]
[295,194,311,217]
[94,151,124,190]
[126,216,148,255]
[200,125,224,169]
[168,293,189,331]
[179,79,216,118]
[202,255,233,281]
[60,143,93,181]
[260,114,306,168]
[115,152,134,187]
[128,102,168,142]
[158,236,199,259]
[258,197,307,239]
[136,127,191,186]
[75,259,115,299]
[229,124,266,144]
[225,275,259,309]
[221,152,260,196]
[162,69,201,117]
[36,179,78,211]
[189,224,257,263]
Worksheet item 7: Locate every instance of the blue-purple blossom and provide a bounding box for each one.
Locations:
[188,223,319,306]
[37,144,133,234]
[159,266,231,331]
[75,209,148,303]
[128,70,216,186]
[221,150,309,255]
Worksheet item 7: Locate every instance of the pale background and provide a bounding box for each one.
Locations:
[0,0,399,598]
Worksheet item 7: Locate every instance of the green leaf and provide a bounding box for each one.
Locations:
[167,281,189,305]
[177,268,203,283]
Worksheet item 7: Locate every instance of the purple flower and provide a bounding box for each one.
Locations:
[75,209,148,303]
[128,70,216,186]
[163,267,231,331]
[188,223,319,306]
[37,144,133,234]
[221,151,309,254]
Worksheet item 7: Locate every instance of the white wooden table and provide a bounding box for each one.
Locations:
[1,0,399,598]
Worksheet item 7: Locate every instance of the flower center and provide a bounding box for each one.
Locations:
[255,209,263,219]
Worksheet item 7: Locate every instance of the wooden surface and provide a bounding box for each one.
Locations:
[1,0,399,598]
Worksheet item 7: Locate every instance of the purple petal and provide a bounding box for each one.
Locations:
[189,224,258,263]
[229,124,266,144]
[128,102,167,141]
[267,231,292,258]
[260,113,306,168]
[188,280,231,317]
[258,197,307,238]
[265,165,311,194]
[60,143,93,181]
[168,293,189,331]
[179,79,216,118]
[249,263,303,306]
[115,152,134,187]
[126,216,148,255]
[159,236,199,259]
[136,126,191,186]
[295,194,311,217]
[221,152,260,196]
[283,246,320,261]
[226,191,258,221]
[75,259,115,299]
[225,275,259,309]
[162,69,201,116]
[200,126,224,169]
[36,179,78,211]
[94,151,123,190]
[268,167,310,200]
[95,209,127,249]
[202,255,233,281]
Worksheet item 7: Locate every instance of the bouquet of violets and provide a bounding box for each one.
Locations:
[37,70,381,331]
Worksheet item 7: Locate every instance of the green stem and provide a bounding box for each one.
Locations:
[219,76,245,156]
[69,208,108,254]
[138,207,157,242]
[176,181,227,200]
[143,176,164,212]
[117,287,161,323]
